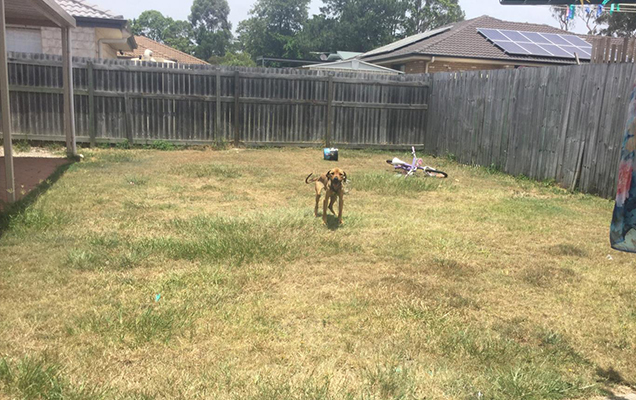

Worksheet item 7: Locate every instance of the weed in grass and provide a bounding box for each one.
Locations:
[13,140,31,153]
[71,303,195,347]
[171,163,243,179]
[354,172,442,195]
[125,175,149,186]
[0,355,106,399]
[520,265,580,288]
[65,249,99,270]
[363,365,416,399]
[6,207,70,237]
[94,151,137,163]
[548,243,587,257]
[148,140,177,151]
[116,139,131,149]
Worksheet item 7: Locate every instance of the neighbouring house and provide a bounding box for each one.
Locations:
[301,59,403,75]
[119,36,209,65]
[360,15,598,74]
[7,0,136,59]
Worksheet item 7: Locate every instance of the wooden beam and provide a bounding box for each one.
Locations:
[0,0,15,203]
[24,0,76,28]
[61,27,76,157]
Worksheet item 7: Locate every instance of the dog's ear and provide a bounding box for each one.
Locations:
[326,170,333,179]
[342,171,347,182]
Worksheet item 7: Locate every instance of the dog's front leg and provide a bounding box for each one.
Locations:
[337,191,344,224]
[322,192,330,225]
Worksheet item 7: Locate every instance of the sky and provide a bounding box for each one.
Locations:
[100,0,588,35]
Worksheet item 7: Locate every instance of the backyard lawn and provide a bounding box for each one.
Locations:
[0,147,634,399]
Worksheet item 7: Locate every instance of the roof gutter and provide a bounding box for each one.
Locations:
[75,16,128,29]
[367,53,579,67]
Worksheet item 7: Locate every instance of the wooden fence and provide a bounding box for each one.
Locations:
[1,52,430,148]
[1,52,634,198]
[426,62,635,198]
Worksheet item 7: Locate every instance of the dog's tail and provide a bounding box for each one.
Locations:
[305,173,318,184]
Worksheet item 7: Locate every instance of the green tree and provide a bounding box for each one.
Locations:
[131,10,173,41]
[164,20,196,54]
[209,52,257,66]
[131,10,196,54]
[597,13,636,37]
[315,0,408,53]
[405,0,464,35]
[237,0,311,60]
[189,0,233,59]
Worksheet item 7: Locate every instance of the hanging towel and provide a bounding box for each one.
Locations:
[611,84,636,252]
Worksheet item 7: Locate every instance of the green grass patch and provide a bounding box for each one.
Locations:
[353,172,443,195]
[171,163,243,179]
[0,355,105,399]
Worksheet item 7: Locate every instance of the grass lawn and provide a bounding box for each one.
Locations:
[0,147,634,399]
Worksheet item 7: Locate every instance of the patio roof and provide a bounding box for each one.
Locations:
[6,0,76,28]
[2,0,76,204]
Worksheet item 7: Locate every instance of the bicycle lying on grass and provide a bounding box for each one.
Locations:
[386,147,448,178]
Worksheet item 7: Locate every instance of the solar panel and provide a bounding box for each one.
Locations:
[493,40,530,55]
[477,28,592,61]
[363,26,452,57]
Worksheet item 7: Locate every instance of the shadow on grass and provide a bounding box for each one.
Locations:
[323,214,343,231]
[597,366,636,395]
[0,161,73,238]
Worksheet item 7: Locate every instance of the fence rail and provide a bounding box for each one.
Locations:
[1,52,430,148]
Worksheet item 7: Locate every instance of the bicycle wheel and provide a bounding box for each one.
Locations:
[418,166,448,178]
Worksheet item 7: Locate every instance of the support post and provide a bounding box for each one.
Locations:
[88,61,95,147]
[215,68,221,141]
[233,70,239,147]
[61,27,76,157]
[326,74,334,147]
[0,0,15,203]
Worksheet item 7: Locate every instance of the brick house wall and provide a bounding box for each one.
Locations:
[402,59,514,74]
[41,27,98,59]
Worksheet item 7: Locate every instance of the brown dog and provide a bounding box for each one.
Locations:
[305,168,347,225]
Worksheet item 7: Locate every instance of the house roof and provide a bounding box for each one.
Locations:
[55,0,123,20]
[360,15,590,65]
[302,59,403,75]
[120,36,209,65]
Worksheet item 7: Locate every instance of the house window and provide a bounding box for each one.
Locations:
[6,28,42,54]
[391,64,405,72]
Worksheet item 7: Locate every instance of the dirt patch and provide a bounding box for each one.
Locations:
[0,157,69,207]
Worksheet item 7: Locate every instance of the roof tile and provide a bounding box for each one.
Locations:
[55,0,123,20]
[361,15,599,65]
[120,36,209,65]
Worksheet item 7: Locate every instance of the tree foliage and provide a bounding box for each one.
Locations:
[597,13,636,37]
[404,0,465,36]
[237,0,310,59]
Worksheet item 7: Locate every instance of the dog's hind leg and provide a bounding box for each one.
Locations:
[314,182,323,217]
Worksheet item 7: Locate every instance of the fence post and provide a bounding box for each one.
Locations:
[233,71,240,146]
[216,67,221,142]
[88,62,95,147]
[124,93,133,145]
[326,74,334,147]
